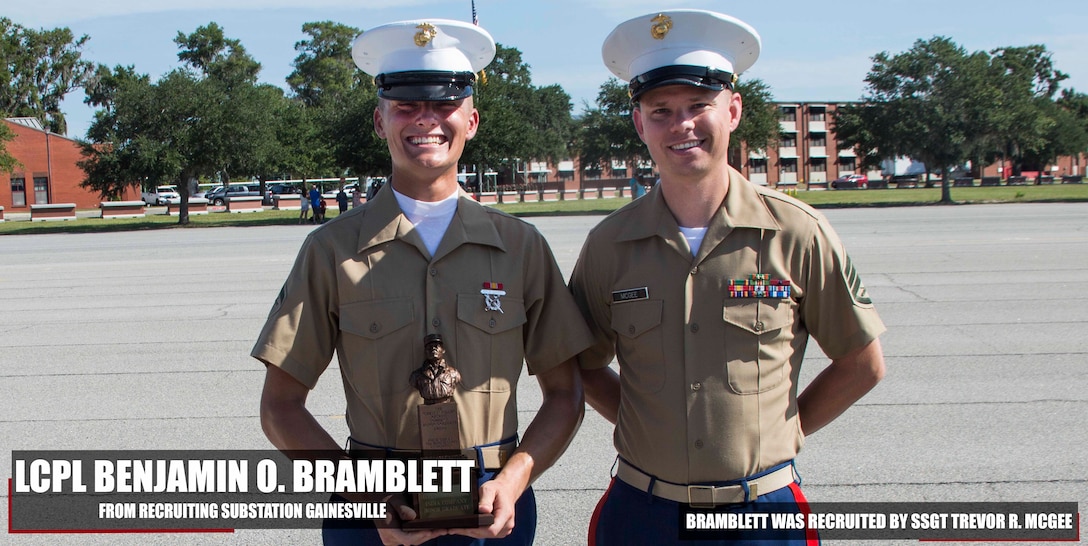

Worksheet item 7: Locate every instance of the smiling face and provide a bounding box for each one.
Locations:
[374,97,479,195]
[632,85,742,181]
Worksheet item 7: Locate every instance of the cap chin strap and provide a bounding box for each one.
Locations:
[629,65,736,100]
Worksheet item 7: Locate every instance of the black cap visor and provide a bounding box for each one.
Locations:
[376,70,476,101]
[629,65,735,102]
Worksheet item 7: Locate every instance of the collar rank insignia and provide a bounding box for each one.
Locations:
[729,274,791,299]
[481,282,506,313]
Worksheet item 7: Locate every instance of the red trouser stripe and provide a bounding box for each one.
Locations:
[587,478,615,546]
[788,481,821,545]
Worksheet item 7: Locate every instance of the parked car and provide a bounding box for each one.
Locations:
[204,184,262,205]
[268,183,299,196]
[141,185,180,206]
[830,174,869,189]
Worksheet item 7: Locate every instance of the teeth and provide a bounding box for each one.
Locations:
[410,136,445,145]
[671,140,700,151]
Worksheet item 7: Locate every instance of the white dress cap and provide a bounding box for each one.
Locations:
[602,10,761,100]
[352,19,496,101]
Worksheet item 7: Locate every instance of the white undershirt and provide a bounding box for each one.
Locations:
[679,226,708,256]
[392,187,459,256]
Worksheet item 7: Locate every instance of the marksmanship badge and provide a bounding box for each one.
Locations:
[481,282,506,313]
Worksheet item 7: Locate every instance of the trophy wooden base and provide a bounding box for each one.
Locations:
[401,513,495,530]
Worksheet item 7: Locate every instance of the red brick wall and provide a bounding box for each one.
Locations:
[2,119,138,210]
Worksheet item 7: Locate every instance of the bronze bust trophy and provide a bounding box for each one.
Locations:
[403,334,493,529]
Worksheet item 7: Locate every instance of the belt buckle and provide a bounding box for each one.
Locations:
[687,484,718,508]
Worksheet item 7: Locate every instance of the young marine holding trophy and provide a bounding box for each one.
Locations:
[252,17,593,546]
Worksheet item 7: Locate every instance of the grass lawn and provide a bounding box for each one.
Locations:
[2,183,1087,236]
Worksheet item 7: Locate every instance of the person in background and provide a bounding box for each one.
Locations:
[336,178,349,214]
[298,184,310,224]
[569,10,887,545]
[309,183,323,223]
[628,175,646,200]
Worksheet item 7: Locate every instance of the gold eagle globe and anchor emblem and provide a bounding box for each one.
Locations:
[650,14,673,40]
[414,22,438,46]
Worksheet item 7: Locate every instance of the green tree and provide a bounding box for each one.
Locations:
[287,21,361,108]
[174,22,260,86]
[986,45,1079,174]
[831,103,887,173]
[837,37,996,202]
[288,21,381,178]
[81,24,295,224]
[0,122,19,174]
[1056,88,1088,160]
[466,45,574,190]
[0,17,94,135]
[575,78,644,182]
[731,78,780,167]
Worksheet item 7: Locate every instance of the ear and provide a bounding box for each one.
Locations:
[632,109,648,144]
[465,107,480,140]
[373,106,387,139]
[728,91,743,132]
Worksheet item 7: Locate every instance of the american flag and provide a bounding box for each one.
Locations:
[472,0,478,25]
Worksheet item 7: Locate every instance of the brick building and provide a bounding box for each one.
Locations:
[738,102,882,187]
[1,118,137,211]
[737,102,1086,187]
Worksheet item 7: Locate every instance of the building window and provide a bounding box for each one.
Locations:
[839,157,856,171]
[780,133,797,148]
[810,133,826,147]
[780,158,798,173]
[809,107,826,121]
[11,176,26,207]
[34,176,50,204]
[779,106,796,122]
[811,158,827,172]
[749,158,767,173]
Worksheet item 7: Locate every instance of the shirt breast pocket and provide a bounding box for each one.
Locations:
[722,298,794,394]
[455,294,527,393]
[339,298,416,398]
[610,299,666,393]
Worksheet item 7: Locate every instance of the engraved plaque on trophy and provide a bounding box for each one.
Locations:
[402,334,494,529]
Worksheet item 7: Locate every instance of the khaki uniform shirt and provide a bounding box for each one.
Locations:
[253,187,592,449]
[570,168,886,484]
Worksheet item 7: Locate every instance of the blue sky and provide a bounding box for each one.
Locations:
[10,0,1088,139]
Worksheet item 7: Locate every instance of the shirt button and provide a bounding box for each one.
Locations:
[628,325,636,335]
[429,268,438,276]
[694,439,704,449]
[690,323,699,333]
[489,318,497,328]
[691,382,701,391]
[432,319,441,328]
[369,323,380,333]
[754,321,764,332]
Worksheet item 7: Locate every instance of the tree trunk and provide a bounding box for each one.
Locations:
[940,168,952,204]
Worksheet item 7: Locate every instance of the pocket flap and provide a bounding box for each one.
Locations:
[339,298,415,339]
[611,299,663,339]
[723,299,792,335]
[457,294,527,334]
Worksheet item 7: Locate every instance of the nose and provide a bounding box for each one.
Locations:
[670,110,696,133]
[416,103,441,126]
